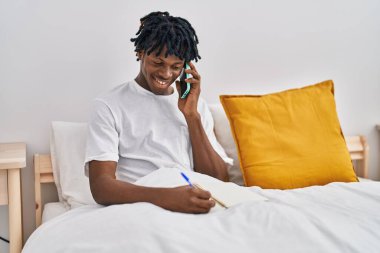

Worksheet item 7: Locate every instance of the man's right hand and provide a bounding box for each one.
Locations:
[157,186,215,214]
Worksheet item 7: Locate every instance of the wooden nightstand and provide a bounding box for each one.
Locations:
[0,143,26,253]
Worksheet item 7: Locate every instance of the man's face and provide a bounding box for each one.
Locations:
[138,49,184,95]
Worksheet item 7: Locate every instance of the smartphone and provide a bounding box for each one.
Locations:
[179,63,191,99]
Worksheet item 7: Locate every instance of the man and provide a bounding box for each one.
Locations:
[85,11,232,214]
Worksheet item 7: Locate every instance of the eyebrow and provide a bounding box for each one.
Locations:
[156,57,183,65]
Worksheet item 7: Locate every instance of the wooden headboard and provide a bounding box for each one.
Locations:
[33,135,369,228]
[34,154,55,227]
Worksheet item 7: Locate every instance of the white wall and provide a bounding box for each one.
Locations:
[0,0,379,251]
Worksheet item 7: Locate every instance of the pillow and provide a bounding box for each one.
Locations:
[208,104,244,185]
[50,121,96,208]
[220,80,358,189]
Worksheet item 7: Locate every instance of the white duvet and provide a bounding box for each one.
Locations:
[23,169,380,253]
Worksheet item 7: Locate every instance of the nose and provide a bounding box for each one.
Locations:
[158,67,173,80]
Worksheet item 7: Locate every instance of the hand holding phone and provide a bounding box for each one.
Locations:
[179,63,191,99]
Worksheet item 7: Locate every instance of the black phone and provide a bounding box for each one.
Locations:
[179,63,191,99]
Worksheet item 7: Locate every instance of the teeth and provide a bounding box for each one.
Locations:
[154,77,167,85]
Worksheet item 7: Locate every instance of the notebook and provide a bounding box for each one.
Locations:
[191,173,268,209]
[135,167,268,210]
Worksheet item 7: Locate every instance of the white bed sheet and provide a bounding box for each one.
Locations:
[24,169,380,253]
[41,202,69,224]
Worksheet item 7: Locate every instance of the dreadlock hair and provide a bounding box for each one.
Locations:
[130,11,201,63]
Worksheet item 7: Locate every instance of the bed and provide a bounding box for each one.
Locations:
[23,104,380,253]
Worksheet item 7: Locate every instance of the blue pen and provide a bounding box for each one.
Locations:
[180,171,227,208]
[180,172,193,187]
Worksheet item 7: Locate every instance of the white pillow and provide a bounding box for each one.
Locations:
[50,127,63,203]
[208,104,244,186]
[50,121,96,208]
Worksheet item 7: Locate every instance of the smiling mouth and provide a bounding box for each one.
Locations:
[153,77,170,86]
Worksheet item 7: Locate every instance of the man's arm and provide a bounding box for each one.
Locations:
[176,62,229,181]
[88,160,215,213]
[185,113,229,181]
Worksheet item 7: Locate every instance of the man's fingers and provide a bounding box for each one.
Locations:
[186,62,201,80]
[190,197,215,213]
[185,69,201,80]
[192,187,211,199]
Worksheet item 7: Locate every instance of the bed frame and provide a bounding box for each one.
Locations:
[33,135,369,228]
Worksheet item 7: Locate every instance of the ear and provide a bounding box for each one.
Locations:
[137,51,144,61]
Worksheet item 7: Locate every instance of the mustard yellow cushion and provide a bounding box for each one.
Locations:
[220,80,358,189]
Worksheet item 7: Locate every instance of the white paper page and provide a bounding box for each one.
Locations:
[193,175,268,207]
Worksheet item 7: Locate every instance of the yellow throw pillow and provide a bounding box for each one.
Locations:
[220,80,358,189]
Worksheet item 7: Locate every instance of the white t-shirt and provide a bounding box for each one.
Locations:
[85,80,233,183]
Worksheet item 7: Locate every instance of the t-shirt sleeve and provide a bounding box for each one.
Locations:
[199,99,234,167]
[84,99,119,177]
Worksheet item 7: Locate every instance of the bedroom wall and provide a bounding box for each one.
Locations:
[0,0,379,251]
